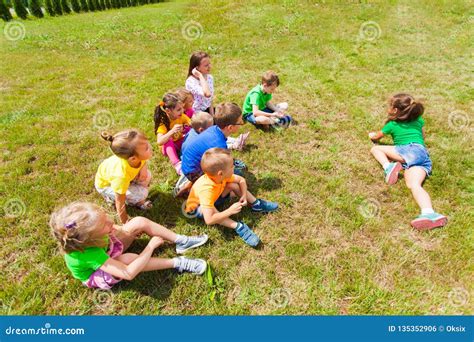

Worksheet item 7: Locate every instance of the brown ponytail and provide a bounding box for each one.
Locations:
[100,129,147,159]
[386,93,424,123]
[154,93,180,134]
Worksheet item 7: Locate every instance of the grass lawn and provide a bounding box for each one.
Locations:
[0,0,472,315]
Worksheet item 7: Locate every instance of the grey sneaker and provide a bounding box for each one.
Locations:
[173,174,192,198]
[174,256,207,275]
[176,234,209,254]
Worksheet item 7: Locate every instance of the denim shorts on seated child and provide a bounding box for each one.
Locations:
[187,193,231,220]
[395,143,432,176]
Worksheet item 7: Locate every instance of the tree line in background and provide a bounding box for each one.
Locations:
[1,0,161,21]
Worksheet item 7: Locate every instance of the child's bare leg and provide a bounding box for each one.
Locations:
[118,217,177,249]
[404,166,432,210]
[115,253,175,271]
[255,115,275,126]
[370,145,405,167]
[224,182,257,204]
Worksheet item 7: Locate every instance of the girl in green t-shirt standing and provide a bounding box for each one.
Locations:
[50,202,209,289]
[368,93,447,231]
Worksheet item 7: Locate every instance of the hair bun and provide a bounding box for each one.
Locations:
[101,131,114,142]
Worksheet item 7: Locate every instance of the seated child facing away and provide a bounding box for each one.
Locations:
[154,92,191,176]
[181,102,249,185]
[184,148,278,247]
[50,202,208,290]
[369,93,447,230]
[176,87,195,119]
[95,129,153,224]
[242,70,292,130]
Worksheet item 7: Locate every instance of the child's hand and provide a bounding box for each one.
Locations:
[192,68,202,78]
[171,124,183,135]
[149,236,165,249]
[239,196,247,207]
[368,132,378,141]
[275,111,285,118]
[228,202,244,215]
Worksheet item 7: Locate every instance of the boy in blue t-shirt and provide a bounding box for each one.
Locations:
[173,104,247,197]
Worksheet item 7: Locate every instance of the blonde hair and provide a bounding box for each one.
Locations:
[201,148,233,176]
[262,70,280,86]
[175,87,193,103]
[101,129,147,159]
[191,111,214,131]
[50,202,108,253]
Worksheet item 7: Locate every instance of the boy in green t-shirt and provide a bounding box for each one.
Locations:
[242,71,292,129]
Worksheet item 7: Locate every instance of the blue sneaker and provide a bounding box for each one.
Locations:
[384,162,402,185]
[251,199,278,213]
[176,234,209,254]
[235,222,260,247]
[411,212,447,231]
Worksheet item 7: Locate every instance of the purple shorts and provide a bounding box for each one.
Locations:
[83,234,124,290]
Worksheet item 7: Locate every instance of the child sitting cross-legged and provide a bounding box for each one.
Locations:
[184,148,278,247]
[242,70,292,130]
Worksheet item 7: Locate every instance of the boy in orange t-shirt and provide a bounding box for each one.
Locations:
[184,148,278,247]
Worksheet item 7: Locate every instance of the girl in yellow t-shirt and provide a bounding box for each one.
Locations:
[95,129,153,224]
[154,93,191,176]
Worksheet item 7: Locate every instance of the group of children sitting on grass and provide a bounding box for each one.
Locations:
[49,51,447,290]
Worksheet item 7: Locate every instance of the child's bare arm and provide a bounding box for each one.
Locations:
[99,237,164,280]
[252,104,275,118]
[115,193,128,224]
[368,130,384,142]
[156,125,182,145]
[230,174,248,205]
[201,204,243,226]
[422,127,426,139]
[266,101,278,112]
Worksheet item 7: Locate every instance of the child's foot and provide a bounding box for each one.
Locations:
[136,200,153,210]
[235,222,260,247]
[176,234,209,254]
[173,161,182,176]
[276,102,288,112]
[410,212,447,231]
[174,256,207,275]
[173,174,192,198]
[233,132,250,151]
[251,199,278,213]
[384,162,402,185]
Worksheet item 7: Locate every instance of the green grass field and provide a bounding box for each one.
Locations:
[1,0,473,315]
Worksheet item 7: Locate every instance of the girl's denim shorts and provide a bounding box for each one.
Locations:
[395,143,432,176]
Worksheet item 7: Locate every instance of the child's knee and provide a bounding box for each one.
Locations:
[370,145,379,155]
[127,216,150,233]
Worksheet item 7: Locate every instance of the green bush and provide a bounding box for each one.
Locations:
[88,0,95,11]
[12,0,28,19]
[79,0,87,11]
[0,0,12,21]
[29,0,44,18]
[44,0,55,15]
[70,0,80,12]
[53,0,63,15]
[60,0,71,13]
